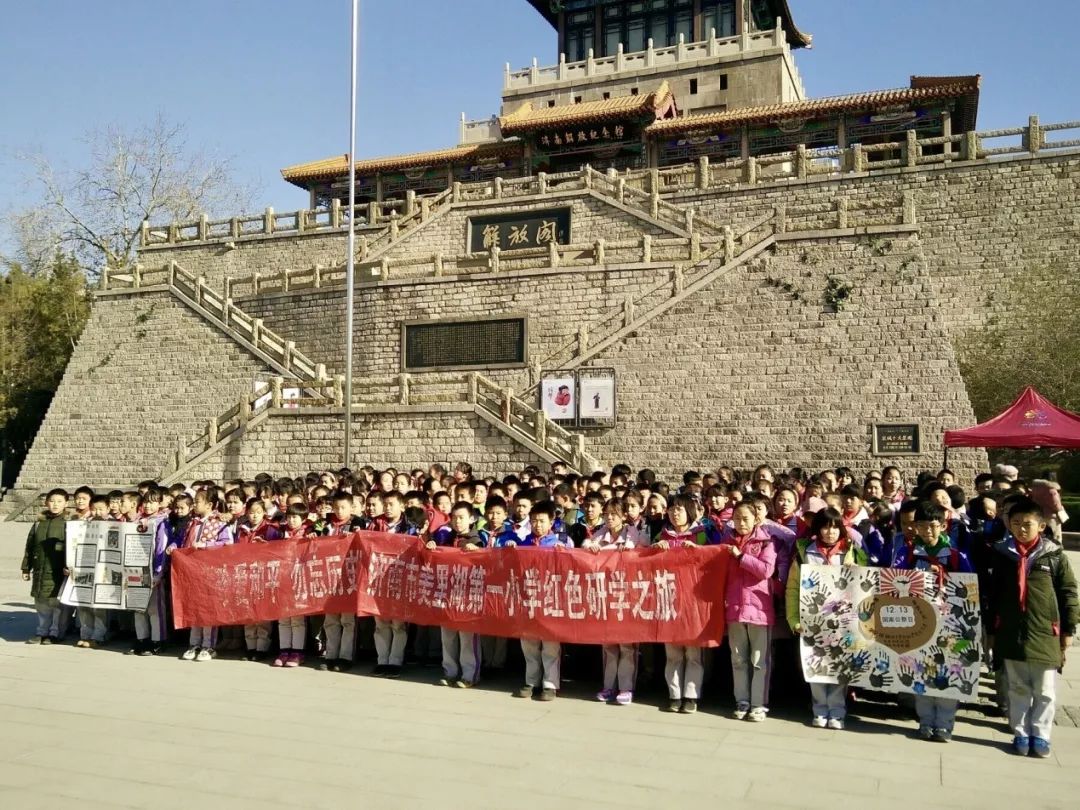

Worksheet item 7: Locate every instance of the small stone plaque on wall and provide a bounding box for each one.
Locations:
[872,423,922,456]
[469,208,570,253]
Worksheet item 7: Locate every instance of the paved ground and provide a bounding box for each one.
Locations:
[1,523,1078,809]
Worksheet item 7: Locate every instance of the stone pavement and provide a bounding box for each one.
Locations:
[1,524,1078,809]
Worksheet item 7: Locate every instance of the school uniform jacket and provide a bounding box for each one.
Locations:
[784,538,868,633]
[719,526,777,626]
[586,525,646,550]
[21,513,67,600]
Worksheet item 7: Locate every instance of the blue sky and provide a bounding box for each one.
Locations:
[1,0,1078,244]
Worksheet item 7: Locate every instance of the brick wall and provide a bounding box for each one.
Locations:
[184,410,548,481]
[15,292,271,491]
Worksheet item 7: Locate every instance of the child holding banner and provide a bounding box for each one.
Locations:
[429,501,485,687]
[898,500,973,742]
[273,504,315,668]
[319,490,364,672]
[654,494,713,714]
[785,508,867,729]
[506,502,572,701]
[179,491,234,662]
[721,501,777,723]
[127,489,168,656]
[585,500,645,705]
[984,498,1079,758]
[239,499,281,661]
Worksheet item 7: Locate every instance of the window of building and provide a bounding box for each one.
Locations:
[702,0,737,38]
[751,0,777,31]
[689,78,698,95]
[402,317,527,371]
[631,87,640,95]
[603,91,611,100]
[598,0,694,56]
[564,10,595,62]
[574,96,582,104]
[547,99,556,108]
[720,73,728,90]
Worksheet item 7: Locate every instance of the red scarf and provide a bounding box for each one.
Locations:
[817,538,847,565]
[1016,539,1036,612]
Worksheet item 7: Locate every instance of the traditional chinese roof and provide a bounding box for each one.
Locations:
[500,81,676,135]
[525,0,811,48]
[647,75,981,135]
[280,142,523,187]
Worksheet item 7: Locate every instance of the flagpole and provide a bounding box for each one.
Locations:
[343,0,359,468]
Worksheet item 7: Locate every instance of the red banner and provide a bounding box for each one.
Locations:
[171,532,730,645]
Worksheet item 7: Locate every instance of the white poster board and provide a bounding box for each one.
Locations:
[578,375,615,420]
[60,521,155,611]
[540,375,576,422]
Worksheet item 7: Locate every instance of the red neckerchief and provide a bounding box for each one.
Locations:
[1016,538,1037,612]
[818,538,848,564]
[842,510,858,528]
[730,532,752,551]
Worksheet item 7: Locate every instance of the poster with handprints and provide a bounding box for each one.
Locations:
[798,565,983,702]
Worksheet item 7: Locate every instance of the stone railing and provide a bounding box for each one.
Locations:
[504,25,792,92]
[102,261,327,383]
[138,116,1078,254]
[162,370,599,482]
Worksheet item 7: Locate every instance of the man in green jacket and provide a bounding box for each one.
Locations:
[984,498,1079,759]
[21,489,69,644]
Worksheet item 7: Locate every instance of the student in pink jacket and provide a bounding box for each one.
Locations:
[720,501,777,722]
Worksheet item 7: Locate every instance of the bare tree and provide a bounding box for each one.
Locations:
[8,115,254,277]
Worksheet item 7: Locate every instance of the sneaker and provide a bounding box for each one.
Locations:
[747,707,767,722]
[812,716,828,729]
[537,688,556,702]
[318,660,330,671]
[596,689,616,703]
[1012,735,1030,756]
[438,676,452,686]
[76,640,89,648]
[373,664,388,677]
[733,704,750,721]
[285,653,303,668]
[41,636,53,645]
[195,648,214,662]
[26,636,43,645]
[182,647,199,661]
[141,645,159,657]
[454,680,473,689]
[827,718,845,731]
[1031,738,1051,758]
[932,728,952,743]
[615,691,633,706]
[665,699,682,713]
[680,699,698,715]
[272,653,287,668]
[514,685,536,699]
[384,665,401,679]
[918,725,934,741]
[124,642,141,655]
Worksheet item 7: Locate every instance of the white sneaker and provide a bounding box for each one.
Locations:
[733,704,749,721]
[812,716,828,728]
[748,707,768,722]
[827,718,845,730]
[182,647,198,661]
[195,648,214,662]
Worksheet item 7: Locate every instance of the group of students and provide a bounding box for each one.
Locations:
[20,460,1078,758]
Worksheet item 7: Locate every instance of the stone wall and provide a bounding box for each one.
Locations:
[15,292,271,492]
[183,410,548,481]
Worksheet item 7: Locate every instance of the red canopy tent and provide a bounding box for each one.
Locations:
[944,387,1080,451]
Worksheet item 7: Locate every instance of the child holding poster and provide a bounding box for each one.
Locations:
[785,508,867,729]
[984,498,1079,758]
[22,489,69,644]
[720,501,777,723]
[585,500,645,705]
[76,497,112,649]
[129,489,170,656]
[897,500,973,743]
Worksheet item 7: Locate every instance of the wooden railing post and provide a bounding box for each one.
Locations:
[962,130,980,161]
[623,296,635,328]
[501,387,513,424]
[334,375,345,407]
[594,238,605,265]
[405,190,416,216]
[264,207,275,235]
[642,234,652,263]
[167,260,177,287]
[270,377,283,409]
[851,143,866,173]
[684,207,695,233]
[206,417,218,447]
[775,205,787,234]
[252,318,263,346]
[389,212,399,241]
[697,156,710,189]
[132,264,142,288]
[577,327,589,357]
[537,172,548,195]
[743,155,758,184]
[315,363,327,382]
[283,340,295,369]
[796,145,808,179]
[534,410,548,446]
[239,395,252,424]
[330,198,342,228]
[672,265,684,295]
[433,252,444,277]
[452,182,462,202]
[467,372,478,405]
[723,226,735,263]
[230,217,240,238]
[1024,114,1042,153]
[905,130,918,167]
[176,436,186,469]
[198,214,209,241]
[313,264,323,288]
[690,232,701,261]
